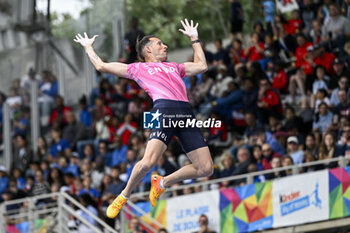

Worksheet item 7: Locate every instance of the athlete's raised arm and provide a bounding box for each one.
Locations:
[179,19,208,76]
[74,32,127,77]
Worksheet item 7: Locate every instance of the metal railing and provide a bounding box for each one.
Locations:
[0,192,119,233]
[130,155,350,199]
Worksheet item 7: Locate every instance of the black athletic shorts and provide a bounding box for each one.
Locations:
[149,99,207,153]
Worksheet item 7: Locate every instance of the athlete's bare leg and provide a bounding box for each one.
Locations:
[121,139,167,197]
[163,146,213,187]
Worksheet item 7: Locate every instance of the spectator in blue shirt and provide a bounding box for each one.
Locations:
[0,166,9,201]
[79,176,100,202]
[110,136,128,167]
[49,128,71,164]
[313,102,333,133]
[287,136,304,164]
[79,95,93,128]
[108,166,126,197]
[263,0,275,34]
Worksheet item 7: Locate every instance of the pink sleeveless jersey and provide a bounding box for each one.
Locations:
[125,62,188,102]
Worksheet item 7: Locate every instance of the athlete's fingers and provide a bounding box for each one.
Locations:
[73,39,78,43]
[185,18,189,27]
[75,35,80,41]
[92,35,99,40]
[77,33,83,40]
[84,32,88,38]
[179,29,186,34]
[180,20,186,29]
[194,22,199,29]
[190,20,193,27]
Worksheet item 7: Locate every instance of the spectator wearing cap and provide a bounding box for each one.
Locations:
[287,136,304,164]
[313,102,333,134]
[330,58,348,90]
[330,76,350,106]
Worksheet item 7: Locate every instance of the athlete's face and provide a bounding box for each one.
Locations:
[148,37,168,62]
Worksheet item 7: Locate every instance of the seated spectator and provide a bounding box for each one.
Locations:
[207,112,228,146]
[261,143,282,170]
[318,132,345,168]
[48,168,64,186]
[256,129,285,155]
[108,166,126,197]
[76,194,99,231]
[322,3,350,51]
[110,136,128,167]
[48,128,71,164]
[245,32,265,63]
[311,89,330,113]
[38,70,58,125]
[282,156,294,176]
[295,34,313,69]
[91,156,105,189]
[313,45,336,74]
[31,169,50,197]
[12,134,32,171]
[272,61,288,93]
[213,38,229,66]
[252,145,263,171]
[193,214,216,233]
[330,76,350,107]
[128,216,147,233]
[304,133,318,155]
[312,102,333,134]
[12,168,26,190]
[49,96,72,128]
[285,9,302,35]
[79,95,93,128]
[36,136,49,161]
[286,136,304,164]
[63,111,88,149]
[257,78,283,124]
[8,178,26,200]
[220,153,235,178]
[99,79,116,105]
[243,111,261,140]
[229,39,246,65]
[96,141,110,165]
[6,87,22,111]
[0,166,9,200]
[209,65,233,98]
[333,89,350,121]
[13,107,29,136]
[300,98,314,133]
[242,77,258,112]
[79,176,100,202]
[66,152,80,177]
[309,20,322,45]
[232,148,251,178]
[117,113,137,145]
[283,106,303,133]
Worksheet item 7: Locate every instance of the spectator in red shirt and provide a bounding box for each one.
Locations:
[49,96,72,128]
[285,9,303,35]
[245,32,265,62]
[257,78,283,123]
[99,79,116,105]
[272,61,288,93]
[295,34,313,68]
[313,45,336,74]
[207,112,228,147]
[261,143,282,170]
[117,113,137,145]
[230,39,246,65]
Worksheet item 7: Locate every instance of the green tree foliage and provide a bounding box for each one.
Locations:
[51,12,77,39]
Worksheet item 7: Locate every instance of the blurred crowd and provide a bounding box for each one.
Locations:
[2,0,350,232]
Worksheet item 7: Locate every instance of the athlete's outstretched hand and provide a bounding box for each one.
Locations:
[74,32,98,48]
[179,19,199,39]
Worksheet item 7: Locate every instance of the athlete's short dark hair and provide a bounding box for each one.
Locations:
[136,35,155,62]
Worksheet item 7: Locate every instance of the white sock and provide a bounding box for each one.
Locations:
[120,193,129,200]
[160,178,165,189]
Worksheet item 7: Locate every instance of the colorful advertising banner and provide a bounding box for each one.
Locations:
[220,181,273,233]
[273,170,329,228]
[329,166,350,219]
[167,190,220,233]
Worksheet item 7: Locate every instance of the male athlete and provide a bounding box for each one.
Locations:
[74,19,214,218]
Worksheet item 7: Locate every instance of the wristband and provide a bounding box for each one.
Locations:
[191,39,201,45]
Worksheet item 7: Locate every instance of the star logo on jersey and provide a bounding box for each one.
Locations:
[143,110,162,129]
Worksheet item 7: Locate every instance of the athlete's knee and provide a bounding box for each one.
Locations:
[139,159,156,172]
[198,163,214,177]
